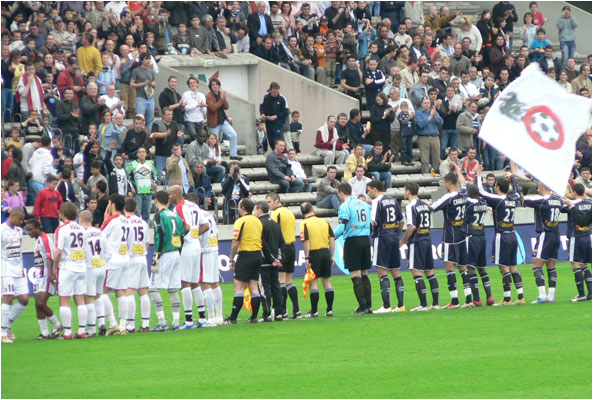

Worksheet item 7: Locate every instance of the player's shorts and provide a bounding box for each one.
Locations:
[234,251,262,282]
[372,235,401,269]
[568,236,592,264]
[105,263,130,290]
[344,236,371,271]
[180,244,201,283]
[200,251,219,283]
[533,231,560,261]
[128,257,149,289]
[492,232,518,267]
[33,275,57,295]
[441,241,467,266]
[58,269,87,297]
[151,251,181,290]
[466,235,487,268]
[407,240,434,270]
[279,243,296,273]
[2,276,29,297]
[86,267,106,297]
[309,248,332,278]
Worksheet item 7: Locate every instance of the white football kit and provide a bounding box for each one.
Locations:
[200,211,220,283]
[84,226,108,297]
[0,222,27,296]
[102,214,132,290]
[127,215,150,289]
[55,221,88,297]
[33,233,56,295]
[175,199,206,283]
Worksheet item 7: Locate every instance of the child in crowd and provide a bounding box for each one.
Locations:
[529,1,549,26]
[43,72,60,117]
[172,22,192,55]
[314,34,327,82]
[4,179,25,211]
[256,119,266,155]
[0,185,8,223]
[397,101,415,166]
[22,109,44,143]
[5,127,24,148]
[364,42,380,65]
[529,28,550,62]
[324,30,339,86]
[289,111,303,153]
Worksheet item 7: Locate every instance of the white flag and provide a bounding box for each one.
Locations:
[479,63,591,195]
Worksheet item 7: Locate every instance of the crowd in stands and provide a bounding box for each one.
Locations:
[1,1,592,230]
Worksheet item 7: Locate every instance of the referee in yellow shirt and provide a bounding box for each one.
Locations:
[266,192,301,319]
[224,199,263,325]
[300,202,336,318]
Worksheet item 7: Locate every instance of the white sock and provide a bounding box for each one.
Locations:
[77,305,87,334]
[203,288,215,321]
[181,287,194,323]
[1,303,11,336]
[140,294,150,328]
[37,318,49,336]
[537,286,546,299]
[213,286,223,319]
[150,289,166,325]
[504,290,511,299]
[86,303,96,334]
[169,290,180,325]
[463,287,471,297]
[517,288,524,295]
[8,302,27,326]
[127,295,136,330]
[192,287,205,320]
[548,287,556,299]
[450,290,458,300]
[117,296,128,329]
[102,294,117,327]
[94,299,105,327]
[60,306,72,335]
[48,314,59,326]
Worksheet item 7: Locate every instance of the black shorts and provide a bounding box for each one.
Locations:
[569,236,591,264]
[344,236,371,271]
[372,235,401,269]
[441,241,467,266]
[492,232,518,267]
[279,243,296,273]
[466,235,487,268]
[309,249,332,278]
[234,251,262,282]
[407,240,434,270]
[533,231,560,261]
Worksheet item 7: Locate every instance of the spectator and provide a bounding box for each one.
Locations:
[529,1,549,26]
[182,76,207,142]
[104,151,130,197]
[457,101,482,158]
[341,55,363,101]
[187,130,223,182]
[571,65,592,95]
[492,1,518,49]
[166,143,193,194]
[158,76,186,128]
[188,14,208,55]
[438,86,462,160]
[432,68,450,100]
[457,17,483,52]
[397,101,416,166]
[254,35,279,63]
[555,6,579,70]
[221,161,250,223]
[439,147,463,178]
[286,35,311,78]
[5,128,24,149]
[99,84,126,117]
[529,28,550,63]
[256,118,267,155]
[461,146,480,183]
[365,141,394,188]
[450,43,470,78]
[349,165,372,199]
[521,12,537,48]
[394,23,412,48]
[378,45,398,77]
[576,129,592,170]
[118,45,136,118]
[206,78,241,160]
[77,33,103,77]
[214,17,237,54]
[260,82,289,150]
[364,58,386,108]
[247,1,274,52]
[84,157,108,194]
[564,57,579,82]
[558,70,572,93]
[191,162,214,208]
[121,115,150,164]
[172,22,192,55]
[33,174,62,233]
[369,92,395,152]
[425,5,458,33]
[286,149,313,192]
[459,70,481,102]
[16,62,46,119]
[271,31,298,72]
[4,150,26,197]
[410,70,432,110]
[80,82,107,138]
[537,45,561,73]
[347,108,373,153]
[575,167,592,190]
[478,73,500,109]
[288,111,303,154]
[383,70,407,99]
[265,139,304,193]
[3,179,25,213]
[344,144,368,182]
[415,97,443,174]
[28,135,56,201]
[150,108,183,177]
[21,110,44,143]
[126,146,157,223]
[97,53,115,95]
[400,57,419,92]
[150,8,173,55]
[130,53,156,130]
[316,166,340,211]
[300,35,326,84]
[314,115,348,165]
[92,180,109,227]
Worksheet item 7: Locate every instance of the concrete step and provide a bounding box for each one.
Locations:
[312,161,422,178]
[231,153,324,168]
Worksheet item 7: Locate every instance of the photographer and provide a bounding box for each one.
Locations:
[221,161,250,223]
[365,141,395,189]
[150,8,173,54]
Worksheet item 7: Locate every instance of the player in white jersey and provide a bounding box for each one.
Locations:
[24,219,62,340]
[197,198,223,326]
[124,197,151,333]
[101,194,133,335]
[169,187,208,329]
[54,202,88,339]
[79,210,108,337]
[1,208,28,344]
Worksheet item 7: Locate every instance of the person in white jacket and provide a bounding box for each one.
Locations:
[28,135,56,203]
[456,17,482,52]
[287,149,312,192]
[182,76,207,142]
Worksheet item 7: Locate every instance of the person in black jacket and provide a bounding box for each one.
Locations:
[247,2,274,52]
[221,161,250,223]
[369,92,395,151]
[158,76,185,127]
[255,200,285,322]
[56,88,81,152]
[120,115,150,164]
[57,167,77,203]
[103,146,131,196]
[259,82,289,149]
[254,36,280,64]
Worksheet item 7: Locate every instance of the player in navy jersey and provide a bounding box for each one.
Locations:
[522,182,563,304]
[465,184,494,306]
[334,183,373,314]
[430,163,471,309]
[367,180,405,313]
[400,182,440,311]
[475,165,523,306]
[562,184,592,302]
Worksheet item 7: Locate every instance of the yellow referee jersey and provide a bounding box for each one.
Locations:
[271,206,296,244]
[233,214,263,252]
[300,216,334,251]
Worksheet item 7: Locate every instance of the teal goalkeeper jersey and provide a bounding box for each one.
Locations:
[154,208,185,253]
[126,160,158,194]
[335,196,371,238]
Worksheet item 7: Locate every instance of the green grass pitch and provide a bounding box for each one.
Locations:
[1,263,591,399]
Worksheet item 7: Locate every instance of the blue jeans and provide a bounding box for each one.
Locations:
[2,88,14,123]
[316,193,339,210]
[28,181,46,206]
[441,129,459,160]
[370,171,392,188]
[135,193,153,223]
[208,120,238,157]
[154,155,168,185]
[41,217,59,234]
[560,41,576,70]
[135,97,155,131]
[271,177,305,193]
[206,165,225,183]
[400,136,413,164]
[482,145,499,171]
[370,1,381,16]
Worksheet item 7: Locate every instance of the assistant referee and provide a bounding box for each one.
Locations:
[224,198,263,325]
[300,202,336,318]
